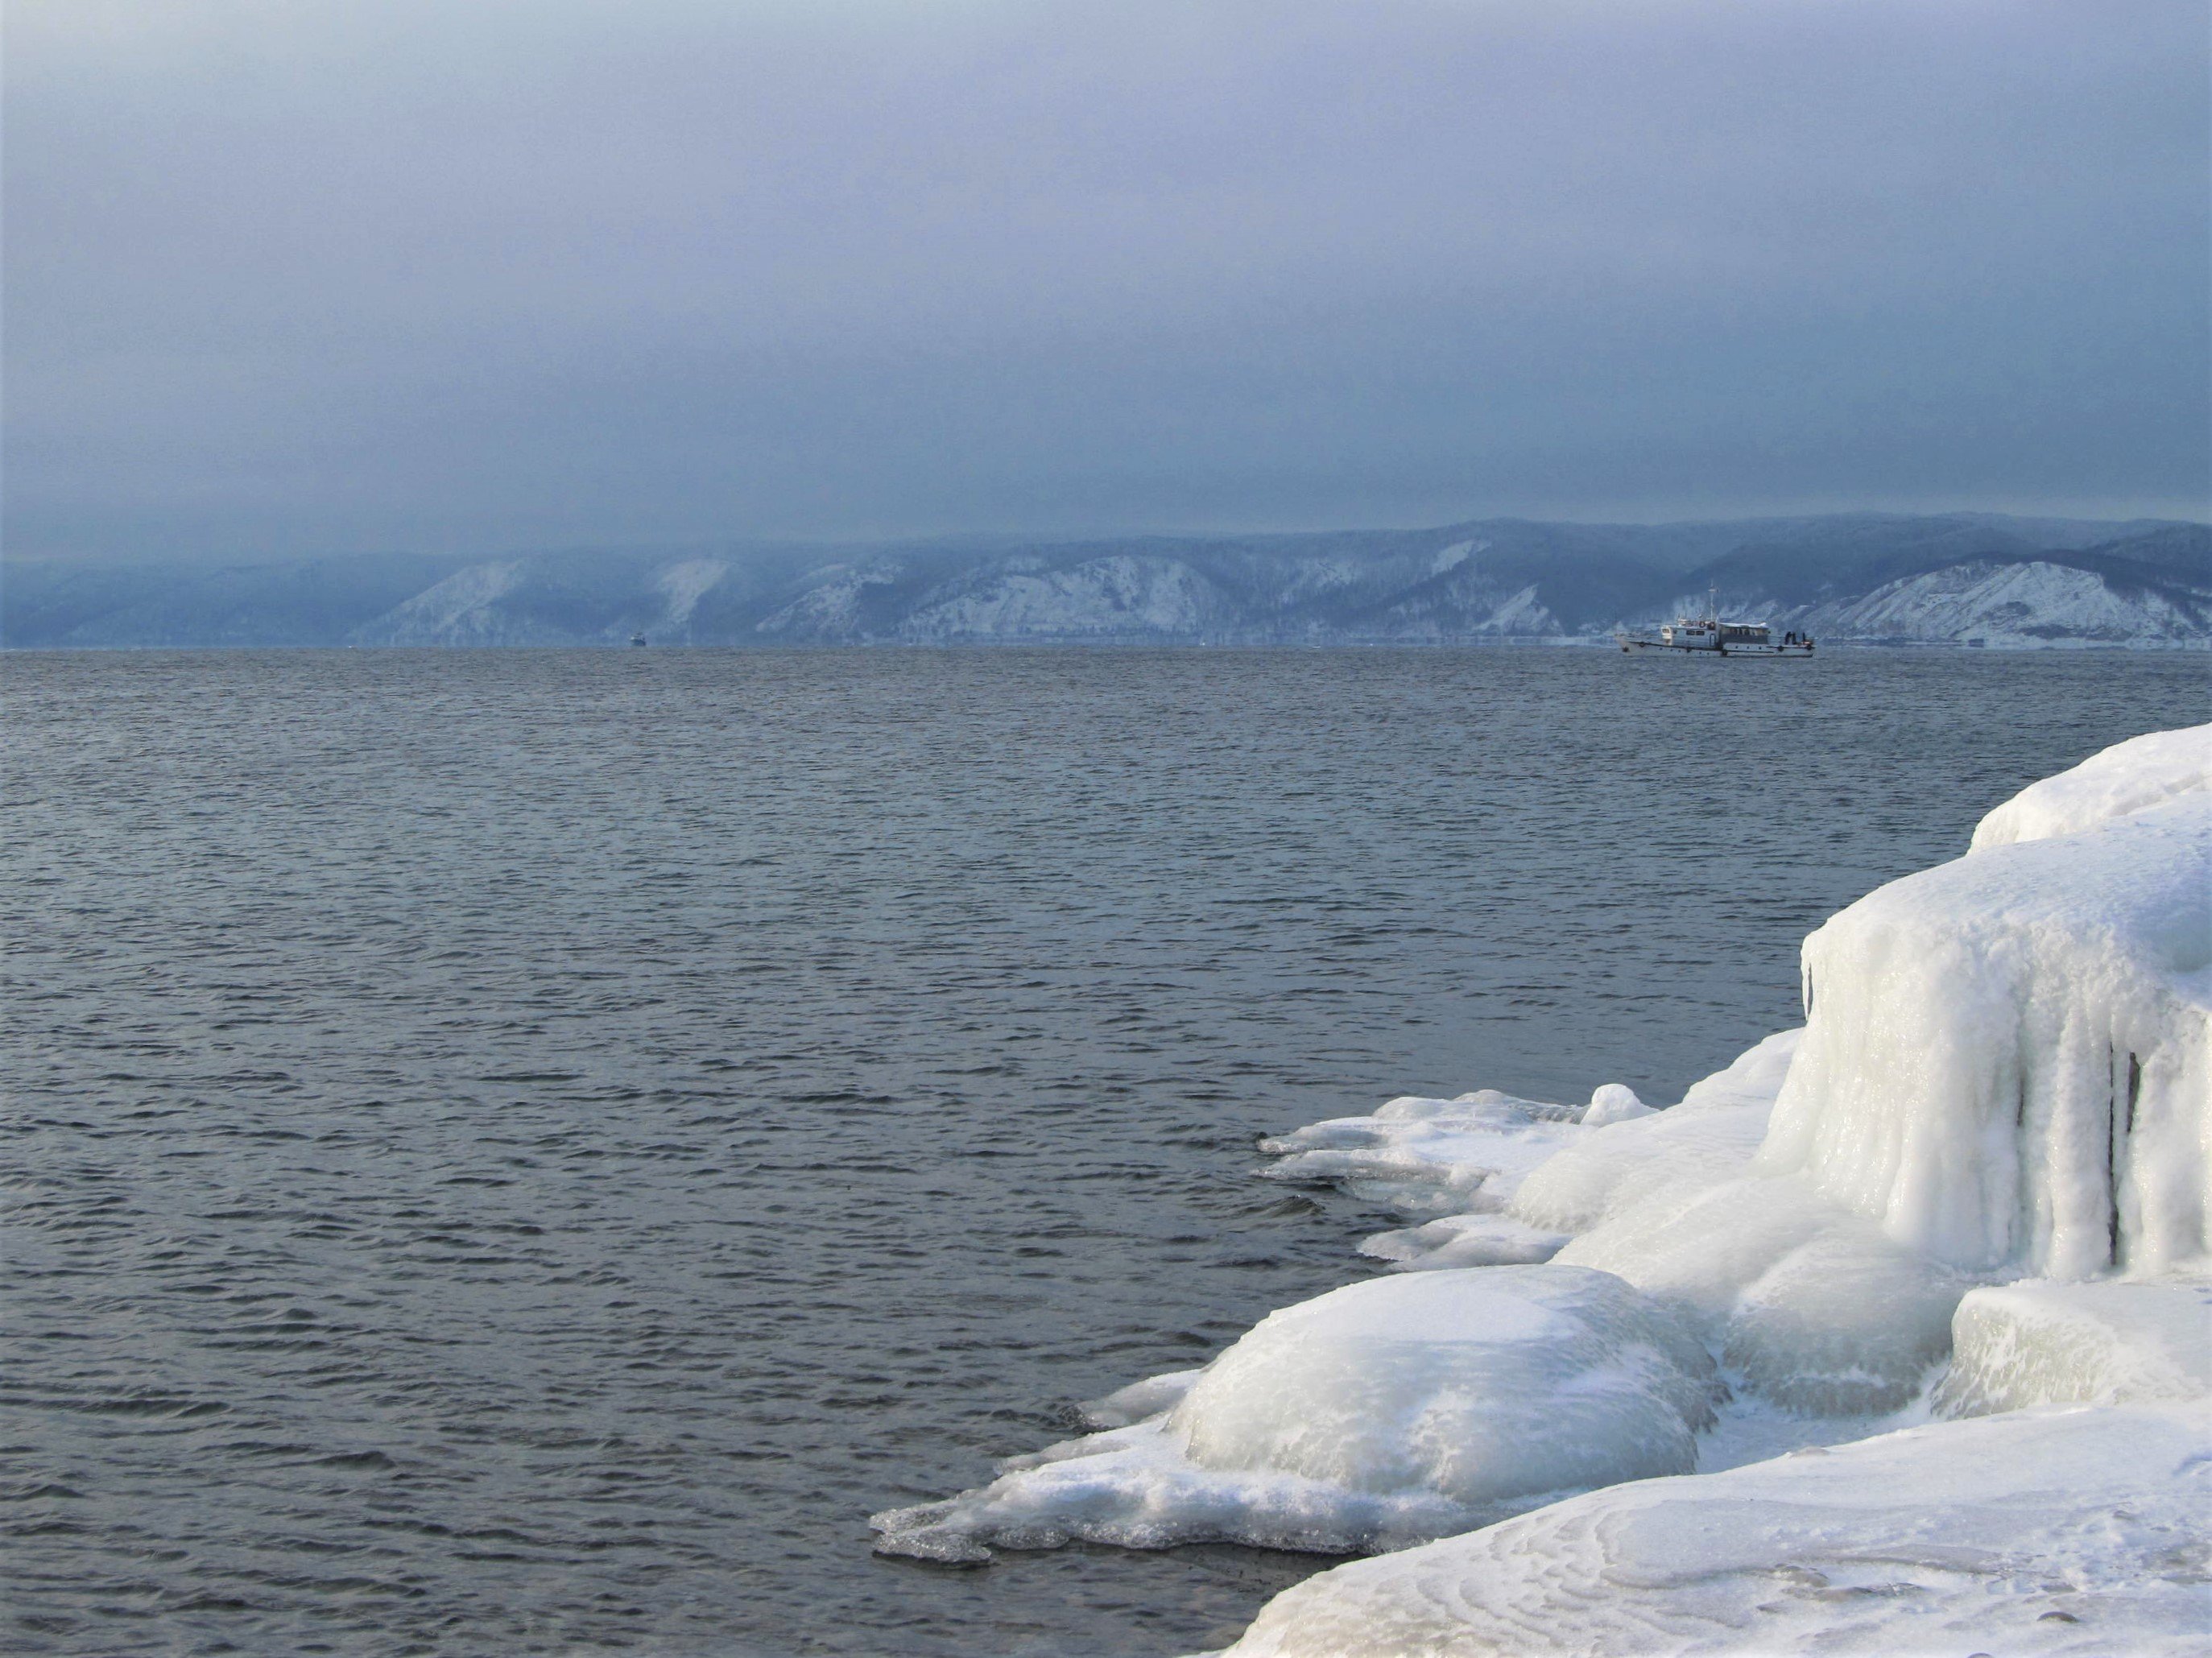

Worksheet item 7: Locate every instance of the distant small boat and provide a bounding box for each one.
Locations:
[1616,589,1813,657]
[630,632,648,647]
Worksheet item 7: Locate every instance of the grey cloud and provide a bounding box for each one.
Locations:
[6,0,2206,558]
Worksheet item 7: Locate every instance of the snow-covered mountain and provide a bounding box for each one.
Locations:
[7,515,2205,648]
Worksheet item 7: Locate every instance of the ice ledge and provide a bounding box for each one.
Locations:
[1936,1278,2212,1416]
[1763,792,2211,1277]
[1206,1401,2212,1658]
[1970,723,2212,852]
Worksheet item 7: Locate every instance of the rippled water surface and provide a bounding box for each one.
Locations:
[4,647,2203,1657]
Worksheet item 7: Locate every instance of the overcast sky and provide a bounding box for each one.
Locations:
[6,1,2206,560]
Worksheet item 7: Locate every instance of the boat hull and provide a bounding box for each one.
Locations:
[1616,638,1815,656]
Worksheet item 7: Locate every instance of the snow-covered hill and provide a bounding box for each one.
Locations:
[6,515,2205,648]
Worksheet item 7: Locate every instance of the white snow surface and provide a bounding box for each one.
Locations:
[651,557,728,627]
[1970,723,2212,851]
[898,556,1218,640]
[1209,1403,2212,1657]
[752,564,895,637]
[355,560,528,645]
[870,1267,1718,1561]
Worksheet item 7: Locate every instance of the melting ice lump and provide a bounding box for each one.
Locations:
[1210,1401,2212,1658]
[1358,1213,1571,1271]
[1970,722,2211,852]
[870,1266,1718,1561]
[1172,1266,1716,1499]
[1935,1279,2212,1416]
[1259,1089,1590,1218]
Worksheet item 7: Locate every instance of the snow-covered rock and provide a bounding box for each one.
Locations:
[1211,1403,2212,1657]
[1557,1173,1966,1414]
[870,1267,1718,1561]
[1199,725,2212,1650]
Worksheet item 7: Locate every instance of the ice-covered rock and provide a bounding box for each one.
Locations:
[1970,723,2212,851]
[1760,792,2210,1278]
[1212,1403,2212,1657]
[1935,1278,2212,1416]
[1499,1039,1885,1408]
[870,1266,1718,1561]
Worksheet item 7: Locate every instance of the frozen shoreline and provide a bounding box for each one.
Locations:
[876,723,2212,1654]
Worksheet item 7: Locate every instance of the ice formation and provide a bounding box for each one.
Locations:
[870,1266,1718,1561]
[1934,1279,2212,1416]
[880,726,2212,1655]
[1259,1088,1591,1218]
[1970,723,2211,852]
[1760,792,2210,1279]
[1214,1403,2212,1657]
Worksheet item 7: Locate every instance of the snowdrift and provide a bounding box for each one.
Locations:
[874,724,2211,1656]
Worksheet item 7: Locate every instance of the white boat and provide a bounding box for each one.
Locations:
[1616,591,1813,657]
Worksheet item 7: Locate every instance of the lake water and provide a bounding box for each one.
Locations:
[4,647,2203,1657]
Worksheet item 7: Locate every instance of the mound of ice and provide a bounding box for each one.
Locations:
[1213,1402,2212,1657]
[1935,1279,2212,1416]
[870,1266,1718,1561]
[1358,1213,1570,1271]
[1508,1032,1798,1236]
[1581,1082,1652,1128]
[1260,1089,1591,1218]
[1556,1173,1966,1415]
[1970,723,2212,852]
[1761,792,2211,1277]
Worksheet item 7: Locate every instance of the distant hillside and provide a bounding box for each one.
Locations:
[6,515,2206,648]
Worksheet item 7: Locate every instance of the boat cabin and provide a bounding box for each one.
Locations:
[1658,619,1772,650]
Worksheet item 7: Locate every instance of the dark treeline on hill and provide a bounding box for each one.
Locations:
[6,514,2208,649]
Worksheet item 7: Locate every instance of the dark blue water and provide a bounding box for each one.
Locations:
[3,647,2202,1657]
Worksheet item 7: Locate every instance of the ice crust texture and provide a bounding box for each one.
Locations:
[872,724,2212,1655]
[1216,1403,2212,1657]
